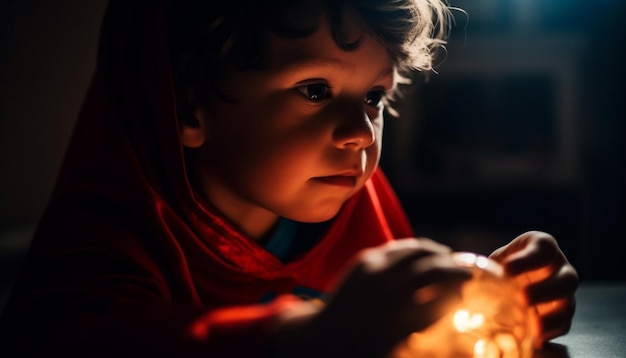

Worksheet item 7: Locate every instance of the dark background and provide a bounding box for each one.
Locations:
[381,0,626,280]
[0,0,109,308]
[1,0,625,309]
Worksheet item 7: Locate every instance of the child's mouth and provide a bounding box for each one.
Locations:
[312,175,357,187]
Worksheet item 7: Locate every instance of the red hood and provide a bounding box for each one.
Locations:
[0,1,414,355]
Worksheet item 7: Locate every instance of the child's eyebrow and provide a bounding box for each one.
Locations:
[277,56,349,74]
[275,57,395,84]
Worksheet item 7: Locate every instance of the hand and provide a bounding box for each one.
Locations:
[489,231,578,348]
[273,238,472,358]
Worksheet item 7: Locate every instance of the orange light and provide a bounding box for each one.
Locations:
[393,252,536,358]
[453,309,485,332]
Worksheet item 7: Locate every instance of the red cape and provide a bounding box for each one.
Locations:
[0,1,413,356]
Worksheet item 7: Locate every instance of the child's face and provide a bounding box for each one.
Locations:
[185,14,395,233]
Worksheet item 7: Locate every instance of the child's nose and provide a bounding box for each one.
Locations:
[332,105,376,150]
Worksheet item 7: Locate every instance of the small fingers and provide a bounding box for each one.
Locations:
[409,254,473,291]
[489,231,543,262]
[489,231,578,348]
[535,296,576,347]
[527,264,579,304]
[358,237,452,274]
[406,287,465,333]
[408,255,471,332]
[501,234,563,276]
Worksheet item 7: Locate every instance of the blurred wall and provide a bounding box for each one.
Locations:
[0,0,108,229]
[382,0,626,280]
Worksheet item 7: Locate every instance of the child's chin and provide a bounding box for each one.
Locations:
[285,206,343,224]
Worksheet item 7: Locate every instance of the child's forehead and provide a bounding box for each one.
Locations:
[265,10,393,69]
[268,34,393,73]
[276,2,366,42]
[259,22,396,88]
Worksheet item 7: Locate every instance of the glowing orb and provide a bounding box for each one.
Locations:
[393,252,537,358]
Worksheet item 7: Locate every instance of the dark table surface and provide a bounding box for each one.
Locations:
[535,282,626,358]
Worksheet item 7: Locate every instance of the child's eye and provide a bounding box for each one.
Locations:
[365,90,385,108]
[295,83,331,102]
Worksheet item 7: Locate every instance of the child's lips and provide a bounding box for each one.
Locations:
[312,174,358,187]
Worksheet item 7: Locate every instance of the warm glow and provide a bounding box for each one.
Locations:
[474,339,486,356]
[392,252,536,358]
[453,309,485,333]
[470,334,521,358]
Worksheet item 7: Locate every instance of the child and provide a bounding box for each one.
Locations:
[0,0,577,356]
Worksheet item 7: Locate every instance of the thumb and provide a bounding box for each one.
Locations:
[488,232,536,264]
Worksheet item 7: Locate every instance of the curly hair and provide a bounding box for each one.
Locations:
[168,0,451,111]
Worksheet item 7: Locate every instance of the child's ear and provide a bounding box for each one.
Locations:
[179,107,208,148]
